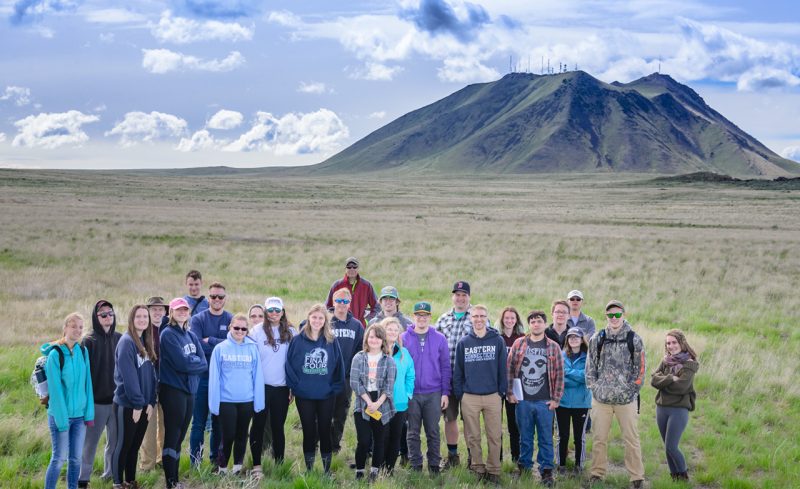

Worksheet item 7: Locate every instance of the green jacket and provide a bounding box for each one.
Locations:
[650,358,699,411]
[41,342,95,431]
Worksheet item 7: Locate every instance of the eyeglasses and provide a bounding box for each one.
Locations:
[266,307,282,313]
[97,311,115,319]
[554,310,569,315]
[334,298,351,305]
[569,297,582,302]
[606,312,623,319]
[209,294,226,300]
[471,314,487,319]
[346,265,358,269]
[231,326,248,332]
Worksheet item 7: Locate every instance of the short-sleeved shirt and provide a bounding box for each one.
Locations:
[520,338,550,402]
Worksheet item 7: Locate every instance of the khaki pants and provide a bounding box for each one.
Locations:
[590,399,644,481]
[461,393,503,475]
[138,403,164,470]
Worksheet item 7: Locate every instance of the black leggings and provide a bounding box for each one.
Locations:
[555,407,589,467]
[160,383,193,489]
[503,397,520,461]
[383,410,407,472]
[353,392,387,471]
[217,402,253,468]
[111,404,149,484]
[295,397,335,456]
[249,385,291,465]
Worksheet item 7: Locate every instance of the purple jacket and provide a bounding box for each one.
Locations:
[401,326,451,396]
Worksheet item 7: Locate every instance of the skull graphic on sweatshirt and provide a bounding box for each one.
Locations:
[521,347,547,397]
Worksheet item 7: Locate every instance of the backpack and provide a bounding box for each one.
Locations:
[31,345,87,407]
[595,329,641,413]
[190,296,205,315]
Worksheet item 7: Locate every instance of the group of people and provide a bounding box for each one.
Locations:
[40,258,699,489]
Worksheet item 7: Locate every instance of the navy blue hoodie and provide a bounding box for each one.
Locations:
[331,311,363,379]
[189,309,233,379]
[159,323,208,395]
[285,330,345,400]
[82,299,122,404]
[113,332,158,410]
[453,328,507,399]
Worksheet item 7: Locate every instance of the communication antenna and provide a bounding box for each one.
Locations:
[509,55,512,73]
[541,56,544,74]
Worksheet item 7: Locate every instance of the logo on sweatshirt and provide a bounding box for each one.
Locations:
[334,328,356,340]
[303,348,329,375]
[183,343,197,355]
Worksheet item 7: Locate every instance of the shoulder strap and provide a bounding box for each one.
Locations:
[625,331,635,363]
[191,296,205,315]
[595,329,607,363]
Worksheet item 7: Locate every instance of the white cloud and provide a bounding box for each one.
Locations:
[12,111,99,149]
[151,10,254,44]
[349,62,404,81]
[105,111,188,147]
[176,130,220,152]
[0,86,32,106]
[266,10,303,28]
[297,81,332,94]
[437,57,499,83]
[737,67,800,91]
[223,109,349,155]
[207,109,243,130]
[368,111,386,119]
[84,8,146,24]
[0,133,6,143]
[99,33,115,43]
[141,49,245,74]
[781,146,800,162]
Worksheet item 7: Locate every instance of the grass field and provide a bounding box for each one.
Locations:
[0,169,798,488]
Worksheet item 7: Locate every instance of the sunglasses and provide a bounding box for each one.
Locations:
[569,297,582,302]
[334,298,351,305]
[232,326,248,332]
[209,294,226,300]
[606,312,623,319]
[97,311,115,319]
[266,307,282,313]
[346,265,358,269]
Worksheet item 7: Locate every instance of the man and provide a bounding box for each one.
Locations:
[434,280,477,468]
[453,305,507,485]
[402,301,450,475]
[506,310,564,487]
[79,300,122,488]
[185,270,209,316]
[586,300,645,488]
[139,296,168,471]
[545,300,571,349]
[188,282,232,466]
[330,288,365,454]
[326,257,380,326]
[367,285,414,328]
[566,290,596,341]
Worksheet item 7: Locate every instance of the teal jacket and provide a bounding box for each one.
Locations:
[41,342,95,431]
[391,343,415,412]
[561,350,591,409]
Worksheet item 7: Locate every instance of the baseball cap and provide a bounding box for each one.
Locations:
[169,297,190,310]
[413,301,432,315]
[345,256,359,267]
[264,297,284,310]
[379,286,399,301]
[566,327,584,338]
[567,290,584,300]
[605,300,625,312]
[452,281,470,295]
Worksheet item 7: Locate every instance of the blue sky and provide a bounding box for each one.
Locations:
[1,0,799,169]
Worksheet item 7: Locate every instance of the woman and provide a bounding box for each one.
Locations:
[42,313,95,489]
[248,305,265,327]
[498,306,524,463]
[249,297,297,475]
[651,329,699,482]
[111,305,158,489]
[285,304,345,474]
[158,298,207,489]
[555,327,591,474]
[209,313,264,475]
[381,317,415,474]
[350,324,397,481]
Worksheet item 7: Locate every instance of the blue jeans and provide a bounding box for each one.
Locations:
[189,378,220,464]
[46,416,86,489]
[516,400,555,473]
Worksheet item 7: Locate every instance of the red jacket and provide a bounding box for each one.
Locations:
[325,274,380,327]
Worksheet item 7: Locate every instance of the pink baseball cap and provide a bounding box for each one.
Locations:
[169,297,190,310]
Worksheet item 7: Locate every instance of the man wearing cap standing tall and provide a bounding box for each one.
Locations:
[139,297,168,472]
[368,286,414,328]
[326,257,380,327]
[566,290,596,342]
[586,300,646,488]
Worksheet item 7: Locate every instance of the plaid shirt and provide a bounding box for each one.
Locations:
[506,335,564,403]
[349,351,397,425]
[435,308,474,371]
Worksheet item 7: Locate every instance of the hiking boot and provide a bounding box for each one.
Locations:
[440,452,460,470]
[355,470,365,480]
[678,472,689,480]
[541,468,555,487]
[630,480,644,489]
[469,468,486,481]
[484,473,501,486]
[429,464,441,476]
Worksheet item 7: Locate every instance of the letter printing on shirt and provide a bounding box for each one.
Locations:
[303,348,329,375]
[183,343,197,355]
[334,328,356,340]
[463,344,498,362]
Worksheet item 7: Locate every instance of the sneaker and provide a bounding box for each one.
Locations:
[541,468,555,487]
[630,480,644,489]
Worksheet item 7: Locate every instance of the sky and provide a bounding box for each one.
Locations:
[0,0,799,169]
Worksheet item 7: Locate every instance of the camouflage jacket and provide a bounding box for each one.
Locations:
[585,321,645,405]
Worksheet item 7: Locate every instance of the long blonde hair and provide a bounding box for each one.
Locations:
[301,304,335,343]
[57,312,85,346]
[379,317,404,359]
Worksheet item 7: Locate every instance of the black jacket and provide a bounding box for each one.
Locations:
[82,299,122,404]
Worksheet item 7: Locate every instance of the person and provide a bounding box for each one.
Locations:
[368,286,414,328]
[434,280,476,468]
[42,313,94,489]
[326,257,380,326]
[381,317,415,474]
[329,288,365,454]
[208,313,265,475]
[350,324,397,481]
[159,298,208,489]
[566,290,595,342]
[285,304,345,474]
[498,306,525,463]
[545,300,571,349]
[650,329,699,482]
[249,297,297,474]
[111,305,158,489]
[555,328,591,474]
[586,300,646,488]
[79,300,122,488]
[506,310,564,487]
[248,305,265,328]
[402,301,450,475]
[188,282,233,466]
[184,270,209,316]
[453,305,507,485]
[139,297,167,472]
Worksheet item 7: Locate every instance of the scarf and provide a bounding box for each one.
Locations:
[664,351,691,375]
